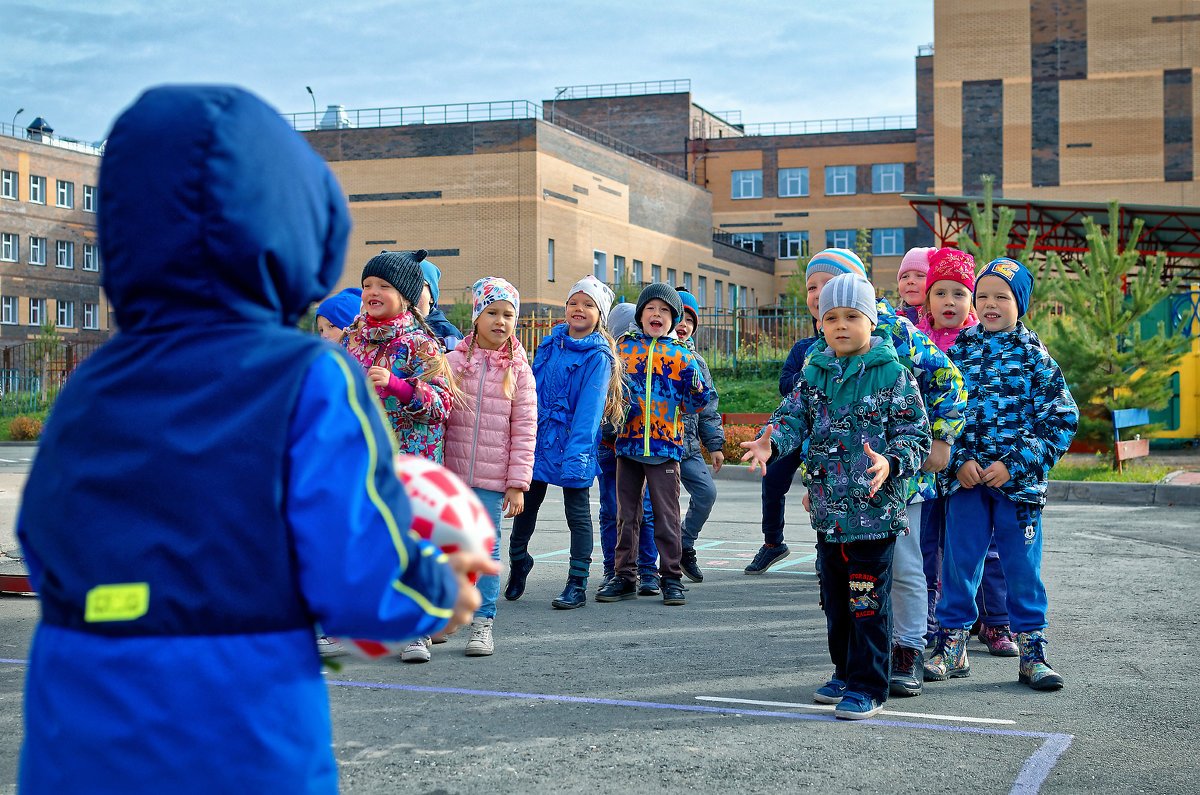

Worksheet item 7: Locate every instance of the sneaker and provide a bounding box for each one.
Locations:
[923,628,970,681]
[978,624,1019,657]
[680,547,704,583]
[400,636,431,663]
[504,555,534,601]
[464,618,494,657]
[833,692,884,720]
[595,576,638,602]
[661,578,687,606]
[888,645,923,697]
[744,543,790,574]
[551,576,587,609]
[1017,630,1064,691]
[638,573,661,596]
[813,676,847,704]
[316,636,346,658]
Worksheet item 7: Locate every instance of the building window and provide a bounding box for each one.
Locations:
[697,276,707,307]
[651,263,662,283]
[83,243,99,271]
[56,180,75,208]
[0,170,16,200]
[778,231,809,260]
[1,296,17,325]
[29,298,45,326]
[0,233,16,262]
[872,163,904,194]
[731,232,764,255]
[632,259,643,283]
[666,268,676,287]
[873,228,905,256]
[731,169,763,200]
[728,283,739,311]
[825,229,857,249]
[57,300,75,329]
[778,167,809,197]
[29,175,46,204]
[56,240,75,269]
[714,280,723,310]
[593,250,606,281]
[824,165,856,196]
[83,302,99,330]
[683,272,692,291]
[29,237,46,266]
[613,254,625,284]
[82,185,97,213]
[547,239,555,281]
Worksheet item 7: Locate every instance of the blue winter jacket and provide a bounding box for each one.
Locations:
[530,323,614,487]
[946,322,1079,505]
[16,86,458,795]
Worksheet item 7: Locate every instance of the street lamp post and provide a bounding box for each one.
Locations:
[305,87,317,129]
[11,108,23,134]
[550,87,568,125]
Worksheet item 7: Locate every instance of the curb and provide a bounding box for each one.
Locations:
[713,466,1200,506]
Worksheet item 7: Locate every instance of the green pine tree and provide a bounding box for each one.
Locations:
[854,228,873,281]
[1035,200,1189,466]
[957,174,1036,267]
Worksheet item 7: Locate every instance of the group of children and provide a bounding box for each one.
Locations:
[741,245,1078,720]
[315,255,723,664]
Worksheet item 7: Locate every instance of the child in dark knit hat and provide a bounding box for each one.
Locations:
[596,283,716,607]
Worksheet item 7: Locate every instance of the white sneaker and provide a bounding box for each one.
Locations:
[400,636,431,663]
[464,618,494,657]
[316,636,346,657]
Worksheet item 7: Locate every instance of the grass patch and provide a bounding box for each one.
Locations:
[712,375,780,415]
[1049,455,1173,483]
[0,410,50,441]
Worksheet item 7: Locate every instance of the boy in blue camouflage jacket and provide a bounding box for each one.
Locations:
[923,257,1078,691]
[743,274,931,719]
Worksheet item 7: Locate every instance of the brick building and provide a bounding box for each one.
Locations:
[0,125,110,349]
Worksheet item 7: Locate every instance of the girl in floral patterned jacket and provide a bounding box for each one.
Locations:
[343,249,459,463]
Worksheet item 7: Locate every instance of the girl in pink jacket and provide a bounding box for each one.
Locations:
[444,277,538,657]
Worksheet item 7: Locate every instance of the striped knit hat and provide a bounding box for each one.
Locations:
[805,248,869,281]
[818,274,878,325]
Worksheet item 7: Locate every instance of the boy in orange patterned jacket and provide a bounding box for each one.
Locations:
[597,284,716,606]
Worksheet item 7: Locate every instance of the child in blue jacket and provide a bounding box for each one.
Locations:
[923,257,1078,691]
[14,85,493,795]
[506,276,626,609]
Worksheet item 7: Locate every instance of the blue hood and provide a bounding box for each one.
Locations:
[98,85,351,331]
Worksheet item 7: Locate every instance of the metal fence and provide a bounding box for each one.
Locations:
[741,115,916,137]
[0,342,101,417]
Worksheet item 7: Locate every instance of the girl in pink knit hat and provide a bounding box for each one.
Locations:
[896,247,935,325]
[916,248,978,351]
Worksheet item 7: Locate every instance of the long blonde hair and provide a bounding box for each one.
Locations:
[597,323,627,428]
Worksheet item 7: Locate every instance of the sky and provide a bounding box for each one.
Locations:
[1,0,934,145]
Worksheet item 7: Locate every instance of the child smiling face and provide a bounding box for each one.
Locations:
[565,292,600,338]
[898,269,927,308]
[361,276,405,321]
[927,279,973,330]
[640,298,674,339]
[974,274,1019,333]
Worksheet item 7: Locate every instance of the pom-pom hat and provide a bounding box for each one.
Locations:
[361,249,428,307]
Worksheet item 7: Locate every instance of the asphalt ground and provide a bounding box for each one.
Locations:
[1,469,1198,794]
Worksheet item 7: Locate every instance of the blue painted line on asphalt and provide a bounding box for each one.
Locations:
[325,679,1073,793]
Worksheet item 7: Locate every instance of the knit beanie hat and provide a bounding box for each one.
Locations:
[635,282,684,327]
[316,287,363,330]
[676,287,701,326]
[471,276,520,323]
[926,248,977,293]
[805,248,869,281]
[977,257,1033,318]
[607,301,637,336]
[898,247,935,279]
[420,259,442,307]
[818,274,878,325]
[361,249,428,307]
[567,275,616,326]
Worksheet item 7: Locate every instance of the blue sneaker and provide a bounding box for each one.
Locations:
[833,691,884,720]
[813,676,847,704]
[744,543,790,574]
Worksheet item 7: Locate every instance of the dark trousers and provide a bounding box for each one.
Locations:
[817,535,896,703]
[509,479,593,581]
[761,447,803,546]
[615,457,682,581]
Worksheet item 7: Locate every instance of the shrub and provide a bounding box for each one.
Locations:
[9,415,43,441]
[706,424,765,465]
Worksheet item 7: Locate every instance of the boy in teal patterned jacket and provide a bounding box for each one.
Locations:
[743,274,931,719]
[924,257,1077,691]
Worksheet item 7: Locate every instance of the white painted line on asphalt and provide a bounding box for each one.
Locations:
[695,695,1016,725]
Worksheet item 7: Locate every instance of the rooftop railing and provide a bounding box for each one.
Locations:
[553,79,691,100]
[282,100,544,131]
[741,115,917,137]
[0,123,104,155]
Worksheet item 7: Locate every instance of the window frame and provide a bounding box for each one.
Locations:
[547,238,555,282]
[730,232,764,255]
[56,180,75,209]
[824,165,857,196]
[28,298,45,326]
[0,233,17,262]
[1,296,17,325]
[29,175,46,204]
[714,280,723,310]
[83,301,99,330]
[82,185,97,213]
[697,276,707,307]
[82,243,99,271]
[0,170,16,200]
[613,254,625,285]
[56,240,75,269]
[731,169,763,200]
[592,250,607,282]
[825,229,857,249]
[29,236,46,266]
[873,227,906,257]
[632,259,643,283]
[728,283,739,311]
[683,272,692,292]
[777,230,810,260]
[57,300,75,329]
[651,263,661,283]
[778,167,809,198]
[871,163,905,194]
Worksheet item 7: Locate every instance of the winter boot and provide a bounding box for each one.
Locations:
[923,628,970,681]
[551,576,587,609]
[1017,630,1064,691]
[504,555,534,601]
[889,645,923,697]
[978,624,1019,657]
[680,547,704,583]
